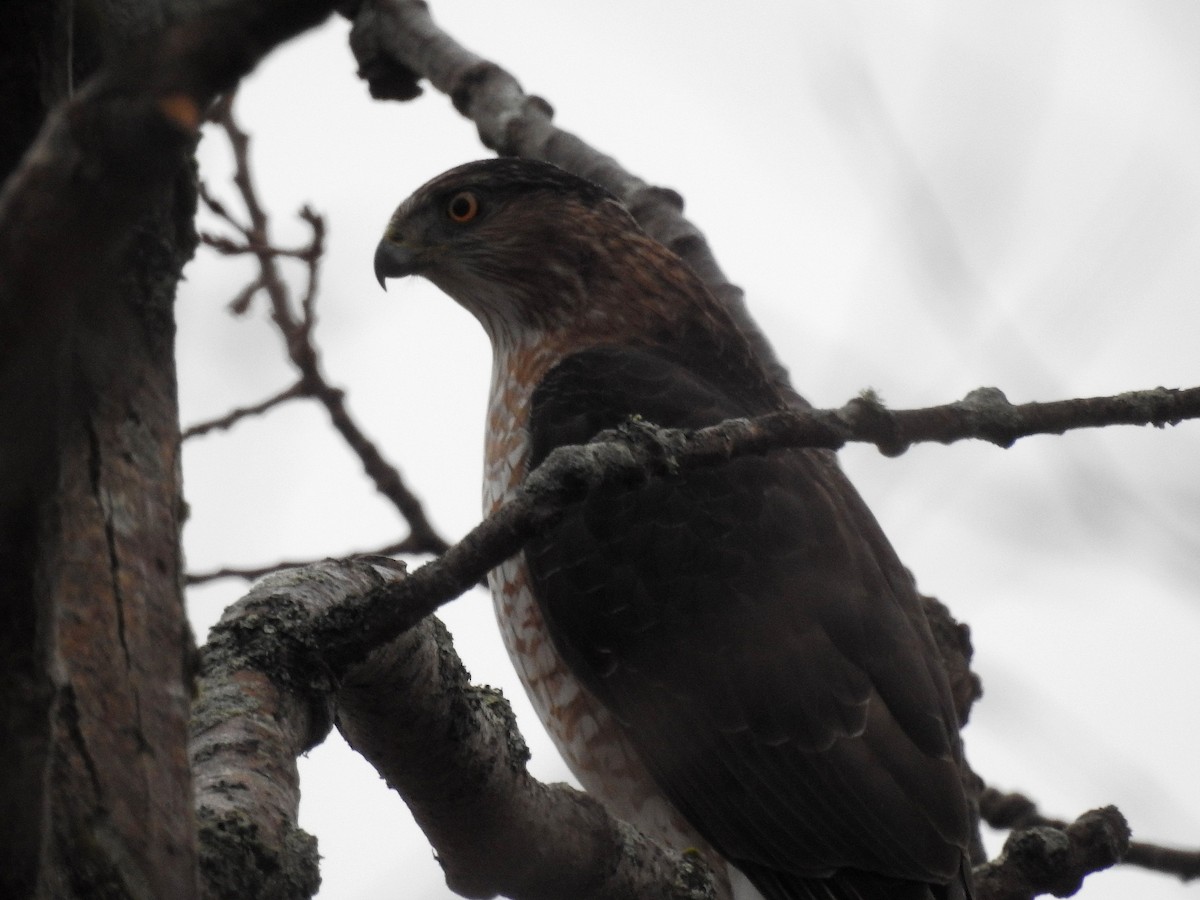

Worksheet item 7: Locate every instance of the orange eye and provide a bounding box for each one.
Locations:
[447,191,479,223]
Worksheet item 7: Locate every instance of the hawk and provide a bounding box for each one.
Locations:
[374,158,974,900]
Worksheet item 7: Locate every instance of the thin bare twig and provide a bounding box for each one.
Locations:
[226,275,265,314]
[199,233,321,261]
[193,95,450,559]
[183,381,306,439]
[198,181,248,233]
[296,204,325,328]
[186,536,434,585]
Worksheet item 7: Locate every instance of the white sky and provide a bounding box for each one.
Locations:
[178,2,1200,898]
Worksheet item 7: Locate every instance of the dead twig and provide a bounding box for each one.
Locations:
[186,536,437,585]
[183,381,306,439]
[191,95,449,562]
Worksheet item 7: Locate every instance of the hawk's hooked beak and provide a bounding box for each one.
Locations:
[373,237,423,290]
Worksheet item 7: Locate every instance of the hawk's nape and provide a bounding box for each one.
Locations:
[375,158,975,900]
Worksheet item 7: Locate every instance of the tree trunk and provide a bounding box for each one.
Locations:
[0,1,199,896]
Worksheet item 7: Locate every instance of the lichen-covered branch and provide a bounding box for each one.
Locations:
[199,559,715,900]
[973,806,1130,900]
[192,582,327,900]
[981,787,1200,884]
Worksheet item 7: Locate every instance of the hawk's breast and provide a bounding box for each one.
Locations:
[482,337,715,862]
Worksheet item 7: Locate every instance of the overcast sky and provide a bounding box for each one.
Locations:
[178,2,1200,897]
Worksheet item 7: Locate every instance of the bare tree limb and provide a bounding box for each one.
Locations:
[694,384,1200,457]
[334,570,717,900]
[198,559,716,900]
[192,567,337,900]
[1,0,331,515]
[277,383,1199,672]
[973,806,1130,900]
[981,787,1200,884]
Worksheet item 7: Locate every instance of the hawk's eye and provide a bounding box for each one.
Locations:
[447,192,480,223]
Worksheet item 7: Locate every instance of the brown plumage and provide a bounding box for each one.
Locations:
[375,158,974,900]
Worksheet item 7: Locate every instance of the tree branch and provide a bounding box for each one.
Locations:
[182,380,306,439]
[191,583,325,900]
[981,787,1200,884]
[973,806,1130,900]
[288,383,1199,672]
[187,536,423,585]
[197,559,716,900]
[685,385,1200,458]
[203,557,1123,900]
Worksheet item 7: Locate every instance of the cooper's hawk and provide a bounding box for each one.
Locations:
[374,158,973,900]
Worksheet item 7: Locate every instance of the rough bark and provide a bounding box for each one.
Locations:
[199,559,715,900]
[0,0,337,896]
[0,66,198,900]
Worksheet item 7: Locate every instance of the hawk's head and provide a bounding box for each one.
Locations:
[374,158,708,345]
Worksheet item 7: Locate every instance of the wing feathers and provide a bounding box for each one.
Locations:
[525,346,970,898]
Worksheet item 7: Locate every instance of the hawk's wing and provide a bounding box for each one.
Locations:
[524,346,970,897]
